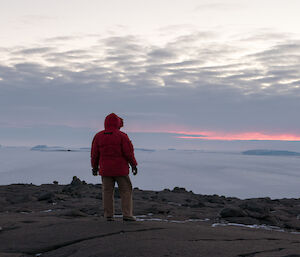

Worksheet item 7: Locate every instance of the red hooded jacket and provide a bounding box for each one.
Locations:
[91,113,137,176]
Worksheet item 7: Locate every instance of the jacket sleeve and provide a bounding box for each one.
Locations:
[121,134,138,167]
[91,135,100,169]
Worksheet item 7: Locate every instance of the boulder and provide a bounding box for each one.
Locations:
[220,207,246,218]
[239,201,270,218]
[71,176,83,186]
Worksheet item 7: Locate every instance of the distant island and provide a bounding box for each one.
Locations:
[242,149,300,156]
[31,145,72,152]
[135,148,156,152]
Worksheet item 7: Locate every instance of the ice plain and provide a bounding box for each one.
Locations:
[1,146,300,199]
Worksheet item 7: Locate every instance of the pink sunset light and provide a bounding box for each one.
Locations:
[173,131,300,141]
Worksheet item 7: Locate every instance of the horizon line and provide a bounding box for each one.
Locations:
[126,130,300,142]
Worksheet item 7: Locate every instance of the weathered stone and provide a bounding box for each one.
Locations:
[70,176,83,186]
[38,192,54,201]
[239,201,269,214]
[220,207,246,218]
[205,195,225,204]
[239,201,270,219]
[172,187,187,193]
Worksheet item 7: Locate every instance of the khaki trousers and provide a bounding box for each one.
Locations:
[101,175,133,218]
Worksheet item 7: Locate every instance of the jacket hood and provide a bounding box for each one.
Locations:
[104,113,121,130]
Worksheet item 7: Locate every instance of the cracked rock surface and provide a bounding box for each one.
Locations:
[1,179,300,257]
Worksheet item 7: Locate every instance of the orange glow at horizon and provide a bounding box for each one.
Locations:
[171,131,300,141]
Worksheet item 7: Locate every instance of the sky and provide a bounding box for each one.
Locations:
[1,0,300,146]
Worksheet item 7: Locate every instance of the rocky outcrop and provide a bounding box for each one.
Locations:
[0,181,300,232]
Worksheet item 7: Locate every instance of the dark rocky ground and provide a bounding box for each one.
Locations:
[0,177,300,257]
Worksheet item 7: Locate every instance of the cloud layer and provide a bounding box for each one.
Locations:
[1,30,300,140]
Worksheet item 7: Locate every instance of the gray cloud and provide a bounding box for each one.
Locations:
[1,31,300,136]
[44,35,82,42]
[239,31,293,42]
[148,48,178,62]
[14,47,56,55]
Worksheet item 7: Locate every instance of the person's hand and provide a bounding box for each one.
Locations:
[92,168,98,176]
[131,166,138,176]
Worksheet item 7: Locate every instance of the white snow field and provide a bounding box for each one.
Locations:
[0,147,300,199]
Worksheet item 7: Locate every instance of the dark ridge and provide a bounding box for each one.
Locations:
[242,149,300,156]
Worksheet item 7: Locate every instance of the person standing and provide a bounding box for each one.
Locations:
[91,113,138,221]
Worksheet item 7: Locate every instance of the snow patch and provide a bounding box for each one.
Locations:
[212,222,284,232]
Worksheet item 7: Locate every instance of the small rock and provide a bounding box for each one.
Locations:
[263,215,281,226]
[220,207,246,218]
[190,201,206,208]
[205,195,225,204]
[71,176,83,186]
[38,192,54,201]
[172,187,187,193]
[53,181,58,185]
